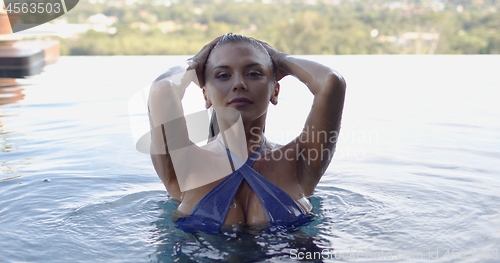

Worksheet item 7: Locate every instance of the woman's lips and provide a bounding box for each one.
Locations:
[228,97,254,107]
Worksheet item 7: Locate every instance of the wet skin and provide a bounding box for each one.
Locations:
[150,39,346,227]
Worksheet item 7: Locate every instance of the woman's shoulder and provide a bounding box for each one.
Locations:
[255,138,302,175]
[258,137,319,193]
[261,137,303,160]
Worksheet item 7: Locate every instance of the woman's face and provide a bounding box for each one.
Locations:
[203,42,279,124]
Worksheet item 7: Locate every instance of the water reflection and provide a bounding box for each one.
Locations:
[0,78,24,106]
[0,78,25,179]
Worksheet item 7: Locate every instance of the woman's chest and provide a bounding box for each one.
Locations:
[178,157,308,226]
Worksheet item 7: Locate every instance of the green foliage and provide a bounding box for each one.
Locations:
[59,0,500,55]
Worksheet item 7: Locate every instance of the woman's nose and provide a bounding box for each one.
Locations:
[232,75,247,91]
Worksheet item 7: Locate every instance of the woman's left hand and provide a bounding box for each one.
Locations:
[253,39,289,81]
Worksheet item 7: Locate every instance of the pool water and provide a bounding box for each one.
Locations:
[1,56,499,262]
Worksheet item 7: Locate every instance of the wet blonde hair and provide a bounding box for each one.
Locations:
[203,33,276,83]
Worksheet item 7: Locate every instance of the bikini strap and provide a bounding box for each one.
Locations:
[245,138,265,167]
[216,137,266,168]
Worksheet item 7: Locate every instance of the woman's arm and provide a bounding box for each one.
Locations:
[148,65,195,200]
[149,36,222,199]
[262,42,346,195]
[283,56,346,194]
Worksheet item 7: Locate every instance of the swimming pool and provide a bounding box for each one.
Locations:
[1,55,499,262]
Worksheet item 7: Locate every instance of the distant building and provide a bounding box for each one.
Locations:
[157,20,183,33]
[131,22,151,32]
[86,14,117,33]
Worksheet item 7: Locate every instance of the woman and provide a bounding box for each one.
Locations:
[148,33,346,233]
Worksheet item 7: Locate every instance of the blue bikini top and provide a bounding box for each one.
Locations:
[175,139,312,234]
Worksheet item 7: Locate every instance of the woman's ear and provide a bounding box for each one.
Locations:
[203,87,212,109]
[270,82,280,105]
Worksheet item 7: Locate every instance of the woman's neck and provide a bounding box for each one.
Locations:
[216,114,267,158]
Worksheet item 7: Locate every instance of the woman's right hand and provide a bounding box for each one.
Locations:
[187,35,223,88]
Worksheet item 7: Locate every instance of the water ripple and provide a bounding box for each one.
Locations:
[2,56,500,263]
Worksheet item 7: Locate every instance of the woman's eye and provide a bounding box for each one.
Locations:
[248,72,262,77]
[216,73,230,79]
